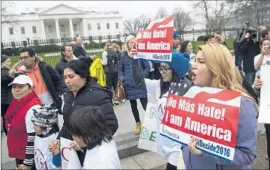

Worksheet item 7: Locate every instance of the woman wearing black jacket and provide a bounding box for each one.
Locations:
[49,60,118,166]
[1,54,13,135]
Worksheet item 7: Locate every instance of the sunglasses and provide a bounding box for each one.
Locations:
[158,66,171,73]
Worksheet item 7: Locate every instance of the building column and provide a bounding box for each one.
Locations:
[82,18,87,37]
[40,19,46,39]
[54,19,61,39]
[69,18,74,38]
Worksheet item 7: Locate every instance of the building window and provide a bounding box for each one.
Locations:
[11,42,16,48]
[32,26,37,33]
[97,23,101,30]
[22,41,27,47]
[9,28,14,35]
[88,23,91,30]
[48,25,53,33]
[33,40,39,46]
[106,23,110,29]
[60,25,65,32]
[21,27,25,34]
[73,24,77,31]
[115,22,119,29]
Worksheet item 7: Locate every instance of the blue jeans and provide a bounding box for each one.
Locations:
[244,71,256,86]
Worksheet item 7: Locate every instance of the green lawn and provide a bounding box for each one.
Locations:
[9,39,235,68]
[192,39,234,53]
[10,52,102,68]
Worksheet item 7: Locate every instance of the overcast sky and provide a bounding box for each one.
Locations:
[5,1,196,19]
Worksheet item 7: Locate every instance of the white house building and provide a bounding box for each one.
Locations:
[1,3,124,43]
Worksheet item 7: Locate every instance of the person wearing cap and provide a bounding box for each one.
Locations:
[16,47,65,111]
[1,54,13,135]
[128,48,191,170]
[118,35,150,135]
[4,75,42,170]
[31,105,60,169]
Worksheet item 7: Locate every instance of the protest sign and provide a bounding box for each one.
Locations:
[138,103,159,153]
[160,86,241,162]
[60,137,80,169]
[258,65,270,123]
[134,16,174,62]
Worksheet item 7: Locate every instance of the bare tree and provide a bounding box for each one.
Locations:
[155,7,168,19]
[123,14,150,35]
[227,0,270,27]
[193,0,212,34]
[2,1,18,26]
[172,6,192,39]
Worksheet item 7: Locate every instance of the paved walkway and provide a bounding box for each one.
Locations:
[1,96,269,169]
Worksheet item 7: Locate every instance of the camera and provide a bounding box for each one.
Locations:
[246,27,257,39]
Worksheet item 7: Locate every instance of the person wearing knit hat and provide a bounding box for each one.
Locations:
[31,105,60,169]
[118,34,150,135]
[127,49,191,170]
[1,54,13,135]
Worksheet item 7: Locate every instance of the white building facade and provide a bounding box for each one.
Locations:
[1,4,124,42]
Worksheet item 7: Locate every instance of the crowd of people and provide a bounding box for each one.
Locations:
[1,24,270,170]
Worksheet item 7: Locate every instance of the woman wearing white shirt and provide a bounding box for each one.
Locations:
[254,38,270,71]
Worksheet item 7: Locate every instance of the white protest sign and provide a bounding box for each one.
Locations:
[138,103,159,153]
[258,65,270,123]
[60,137,80,169]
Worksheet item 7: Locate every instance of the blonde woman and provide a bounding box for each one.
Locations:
[183,43,258,169]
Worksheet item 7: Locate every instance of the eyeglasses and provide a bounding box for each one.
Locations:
[158,67,171,73]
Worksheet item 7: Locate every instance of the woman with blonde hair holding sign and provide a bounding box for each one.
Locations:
[183,43,258,169]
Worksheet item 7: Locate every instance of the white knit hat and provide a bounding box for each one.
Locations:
[125,35,135,43]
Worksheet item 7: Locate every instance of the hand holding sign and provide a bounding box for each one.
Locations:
[160,86,241,162]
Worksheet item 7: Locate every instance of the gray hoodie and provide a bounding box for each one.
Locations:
[182,96,258,170]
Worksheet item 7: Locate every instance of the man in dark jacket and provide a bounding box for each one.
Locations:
[17,47,65,110]
[56,44,78,79]
[73,36,87,59]
[56,44,93,79]
[103,44,120,92]
[239,30,260,85]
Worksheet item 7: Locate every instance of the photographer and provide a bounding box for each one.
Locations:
[238,23,260,85]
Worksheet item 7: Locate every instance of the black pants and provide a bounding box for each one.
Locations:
[129,98,148,123]
[1,104,9,135]
[166,162,177,170]
[106,73,118,92]
[265,124,270,170]
[15,159,36,170]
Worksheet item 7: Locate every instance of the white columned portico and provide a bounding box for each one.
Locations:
[69,18,74,38]
[82,18,87,37]
[40,19,46,39]
[54,19,61,39]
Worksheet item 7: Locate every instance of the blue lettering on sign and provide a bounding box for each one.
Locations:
[197,139,231,158]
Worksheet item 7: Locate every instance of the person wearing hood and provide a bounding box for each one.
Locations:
[49,60,118,166]
[118,35,150,135]
[1,54,13,135]
[128,49,191,170]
